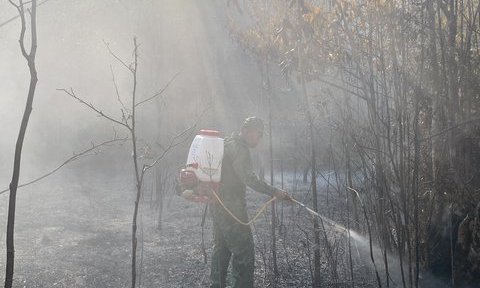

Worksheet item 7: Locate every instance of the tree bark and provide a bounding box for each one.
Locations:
[5,1,38,287]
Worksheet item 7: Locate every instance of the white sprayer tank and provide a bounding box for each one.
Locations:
[186,130,224,183]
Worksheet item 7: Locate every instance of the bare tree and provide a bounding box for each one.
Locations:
[5,1,38,287]
[59,38,189,288]
[227,0,480,286]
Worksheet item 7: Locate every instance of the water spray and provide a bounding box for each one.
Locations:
[289,197,365,242]
[291,192,401,287]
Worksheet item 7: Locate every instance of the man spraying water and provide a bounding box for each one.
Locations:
[210,116,290,288]
[177,117,358,287]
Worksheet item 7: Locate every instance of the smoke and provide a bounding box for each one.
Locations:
[0,0,271,187]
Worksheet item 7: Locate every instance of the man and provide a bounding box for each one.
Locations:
[210,116,290,288]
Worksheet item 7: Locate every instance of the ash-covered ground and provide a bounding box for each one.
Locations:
[0,162,382,288]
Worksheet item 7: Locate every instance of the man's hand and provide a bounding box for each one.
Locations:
[273,188,291,201]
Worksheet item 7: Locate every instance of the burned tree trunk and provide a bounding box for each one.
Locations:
[5,1,38,287]
[298,45,321,287]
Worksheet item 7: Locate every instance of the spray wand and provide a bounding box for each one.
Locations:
[288,197,350,235]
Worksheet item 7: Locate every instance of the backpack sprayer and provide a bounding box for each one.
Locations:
[176,129,224,203]
[176,129,351,235]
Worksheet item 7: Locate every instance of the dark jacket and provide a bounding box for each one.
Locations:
[215,134,276,218]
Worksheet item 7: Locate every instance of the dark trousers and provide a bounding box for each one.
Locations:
[210,206,254,288]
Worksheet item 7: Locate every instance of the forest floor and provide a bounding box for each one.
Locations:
[0,168,380,288]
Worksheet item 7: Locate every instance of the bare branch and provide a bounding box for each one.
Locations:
[0,13,18,29]
[0,137,128,195]
[110,65,129,113]
[103,39,134,73]
[1,0,52,29]
[153,103,210,153]
[420,117,480,142]
[17,0,27,56]
[7,0,19,9]
[9,0,29,58]
[29,0,37,57]
[143,125,196,173]
[57,88,130,129]
[135,72,181,107]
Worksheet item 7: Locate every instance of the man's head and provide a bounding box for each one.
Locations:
[240,116,264,148]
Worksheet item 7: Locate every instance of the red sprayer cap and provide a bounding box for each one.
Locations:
[199,129,221,137]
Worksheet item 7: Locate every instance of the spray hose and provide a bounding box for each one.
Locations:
[210,189,349,236]
[210,189,277,226]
